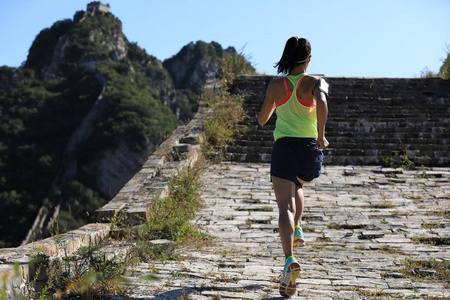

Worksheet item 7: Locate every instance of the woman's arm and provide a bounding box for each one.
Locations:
[258,81,277,125]
[314,84,329,149]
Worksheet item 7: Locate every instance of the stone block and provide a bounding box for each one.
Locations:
[173,143,191,153]
[359,231,385,239]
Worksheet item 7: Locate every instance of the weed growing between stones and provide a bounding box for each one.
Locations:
[424,209,449,219]
[417,171,436,179]
[411,237,450,246]
[202,89,247,161]
[221,46,256,86]
[134,161,213,262]
[211,293,222,300]
[211,272,240,284]
[368,200,395,209]
[399,258,450,284]
[378,245,407,255]
[145,167,203,241]
[408,195,424,202]
[334,286,397,299]
[309,242,327,250]
[110,211,125,230]
[202,52,253,161]
[421,222,445,229]
[19,245,130,299]
[327,223,368,230]
[381,153,415,169]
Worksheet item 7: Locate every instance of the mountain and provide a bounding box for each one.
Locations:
[0,2,253,247]
[164,41,235,92]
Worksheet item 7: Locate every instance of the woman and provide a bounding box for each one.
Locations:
[258,36,329,297]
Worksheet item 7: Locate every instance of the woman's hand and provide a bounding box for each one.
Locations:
[317,136,329,149]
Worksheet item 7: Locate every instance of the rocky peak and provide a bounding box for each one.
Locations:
[163,41,235,92]
[25,5,127,79]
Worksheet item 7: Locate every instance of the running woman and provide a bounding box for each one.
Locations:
[258,36,329,297]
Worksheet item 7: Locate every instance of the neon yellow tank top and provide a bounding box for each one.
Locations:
[273,73,318,141]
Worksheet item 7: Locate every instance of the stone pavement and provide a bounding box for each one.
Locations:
[123,163,449,299]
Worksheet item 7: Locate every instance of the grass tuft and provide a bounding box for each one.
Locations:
[202,89,247,161]
[399,258,450,284]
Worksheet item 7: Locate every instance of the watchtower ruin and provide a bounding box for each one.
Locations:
[87,1,111,13]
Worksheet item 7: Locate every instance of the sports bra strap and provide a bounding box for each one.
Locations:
[283,77,289,91]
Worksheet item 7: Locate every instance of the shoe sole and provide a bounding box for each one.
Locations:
[293,237,305,247]
[279,261,301,297]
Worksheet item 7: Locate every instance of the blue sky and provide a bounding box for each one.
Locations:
[1,0,449,77]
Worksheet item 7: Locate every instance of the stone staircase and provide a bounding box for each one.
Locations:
[227,75,450,166]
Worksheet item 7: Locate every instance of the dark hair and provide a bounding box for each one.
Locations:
[275,37,311,74]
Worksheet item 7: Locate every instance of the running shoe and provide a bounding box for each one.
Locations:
[279,256,301,297]
[294,226,305,247]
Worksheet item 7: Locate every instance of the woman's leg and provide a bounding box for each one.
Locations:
[294,181,305,227]
[272,175,296,259]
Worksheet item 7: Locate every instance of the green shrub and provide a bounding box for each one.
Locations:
[221,47,256,85]
[143,165,203,242]
[203,90,246,156]
[439,47,450,79]
[420,67,438,78]
[381,153,414,169]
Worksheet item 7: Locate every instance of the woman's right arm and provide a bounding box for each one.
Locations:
[258,81,276,125]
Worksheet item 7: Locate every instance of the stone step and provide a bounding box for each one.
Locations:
[256,124,450,133]
[328,136,446,145]
[226,152,450,166]
[246,98,447,104]
[233,140,448,150]
[326,128,450,137]
[243,105,423,111]
[243,95,449,103]
[237,131,450,142]
[227,145,448,157]
[243,110,448,122]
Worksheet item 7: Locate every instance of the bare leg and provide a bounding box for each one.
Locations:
[294,183,305,228]
[272,176,296,259]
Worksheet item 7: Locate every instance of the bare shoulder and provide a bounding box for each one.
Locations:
[268,76,284,87]
[267,76,285,93]
[304,74,321,83]
[301,75,320,91]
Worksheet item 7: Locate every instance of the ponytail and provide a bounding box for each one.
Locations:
[274,37,311,74]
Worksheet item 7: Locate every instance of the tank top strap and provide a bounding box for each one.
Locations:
[276,77,293,108]
[283,76,289,91]
[286,74,316,108]
[286,73,306,87]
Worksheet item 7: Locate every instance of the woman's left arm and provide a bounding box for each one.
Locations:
[258,81,276,125]
[315,84,329,149]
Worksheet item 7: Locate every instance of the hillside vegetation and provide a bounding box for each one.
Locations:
[0,8,254,247]
[421,48,450,79]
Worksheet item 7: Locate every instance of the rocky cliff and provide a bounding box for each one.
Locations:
[163,41,237,92]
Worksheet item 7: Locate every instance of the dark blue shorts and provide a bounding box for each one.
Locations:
[270,137,323,185]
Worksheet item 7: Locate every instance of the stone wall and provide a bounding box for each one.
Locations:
[228,76,450,166]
